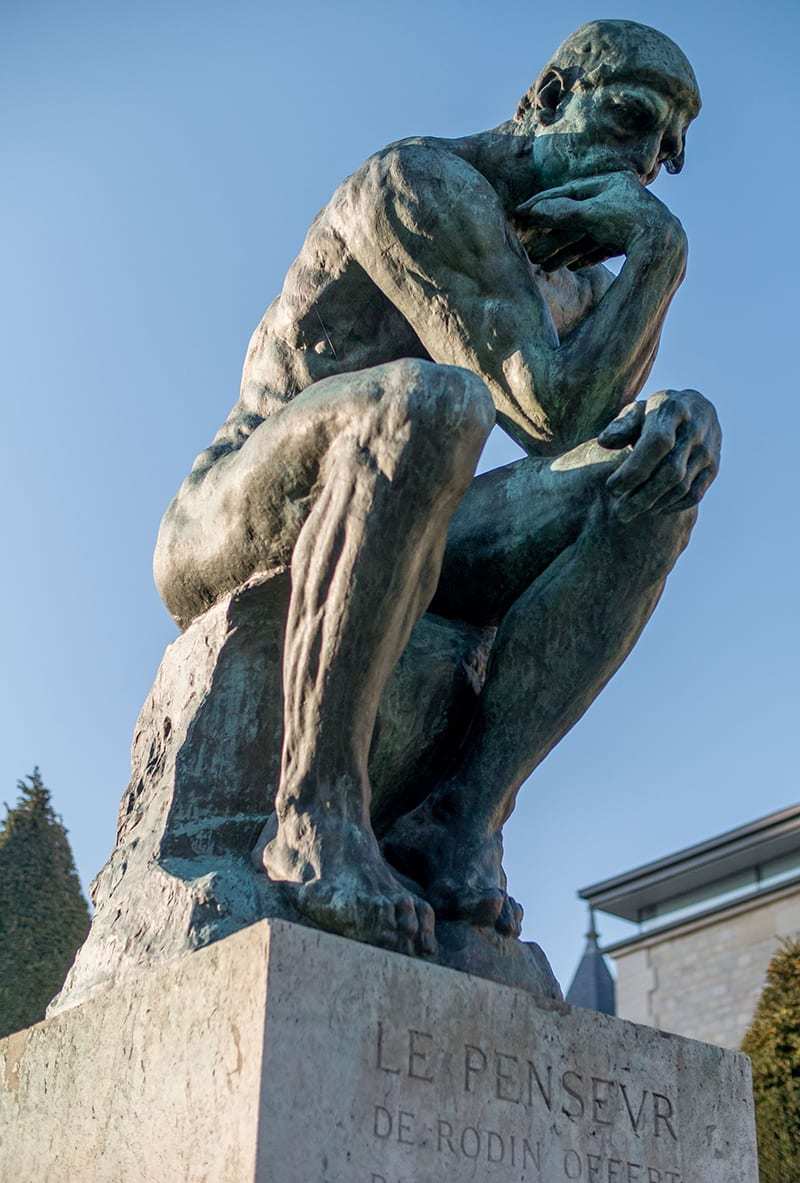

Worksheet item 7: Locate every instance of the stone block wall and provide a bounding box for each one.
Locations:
[613,885,800,1048]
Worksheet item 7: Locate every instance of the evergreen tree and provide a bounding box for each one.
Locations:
[741,939,800,1183]
[0,769,90,1038]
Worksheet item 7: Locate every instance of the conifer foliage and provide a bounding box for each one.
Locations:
[0,769,90,1038]
[741,939,800,1183]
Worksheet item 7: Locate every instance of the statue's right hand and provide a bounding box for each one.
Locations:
[515,171,686,272]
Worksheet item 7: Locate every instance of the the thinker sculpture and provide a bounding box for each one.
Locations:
[54,19,721,1009]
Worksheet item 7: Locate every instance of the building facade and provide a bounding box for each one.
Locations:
[574,804,800,1048]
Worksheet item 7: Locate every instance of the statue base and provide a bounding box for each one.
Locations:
[49,573,558,1016]
[1,920,757,1182]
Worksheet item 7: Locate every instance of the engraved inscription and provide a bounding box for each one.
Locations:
[561,1154,682,1182]
[373,1104,542,1170]
[369,1023,685,1181]
[378,1023,679,1141]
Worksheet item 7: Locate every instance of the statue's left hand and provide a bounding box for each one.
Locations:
[597,390,721,520]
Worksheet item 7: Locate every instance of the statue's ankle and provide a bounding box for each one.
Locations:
[274,803,375,853]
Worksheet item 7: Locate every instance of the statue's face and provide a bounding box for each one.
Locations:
[531,77,695,192]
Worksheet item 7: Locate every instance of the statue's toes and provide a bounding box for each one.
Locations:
[372,892,436,957]
[496,894,524,938]
[413,898,438,958]
[294,879,429,959]
[372,896,418,957]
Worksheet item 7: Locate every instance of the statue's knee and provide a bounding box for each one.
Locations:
[596,490,698,577]
[153,497,222,630]
[655,502,698,557]
[153,507,189,625]
[386,359,494,466]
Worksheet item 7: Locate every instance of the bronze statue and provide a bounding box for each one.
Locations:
[54,20,721,1010]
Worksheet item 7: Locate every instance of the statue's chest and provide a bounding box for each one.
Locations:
[529,263,597,338]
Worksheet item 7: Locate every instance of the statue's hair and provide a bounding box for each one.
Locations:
[516,20,701,124]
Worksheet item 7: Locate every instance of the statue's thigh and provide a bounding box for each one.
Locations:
[433,440,624,625]
[158,358,440,626]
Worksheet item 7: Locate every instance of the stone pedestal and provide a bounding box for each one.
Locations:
[1,920,758,1182]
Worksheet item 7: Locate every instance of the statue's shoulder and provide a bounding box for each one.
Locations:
[359,134,473,172]
[331,135,502,229]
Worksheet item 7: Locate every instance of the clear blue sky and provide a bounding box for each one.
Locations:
[2,0,798,991]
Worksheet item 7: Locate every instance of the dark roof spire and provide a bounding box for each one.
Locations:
[565,906,616,1015]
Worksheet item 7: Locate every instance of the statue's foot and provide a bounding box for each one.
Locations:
[263,812,437,958]
[496,893,525,939]
[382,807,524,938]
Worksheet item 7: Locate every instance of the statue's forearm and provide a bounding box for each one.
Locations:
[531,222,687,450]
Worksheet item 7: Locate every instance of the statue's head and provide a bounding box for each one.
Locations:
[516,21,701,190]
